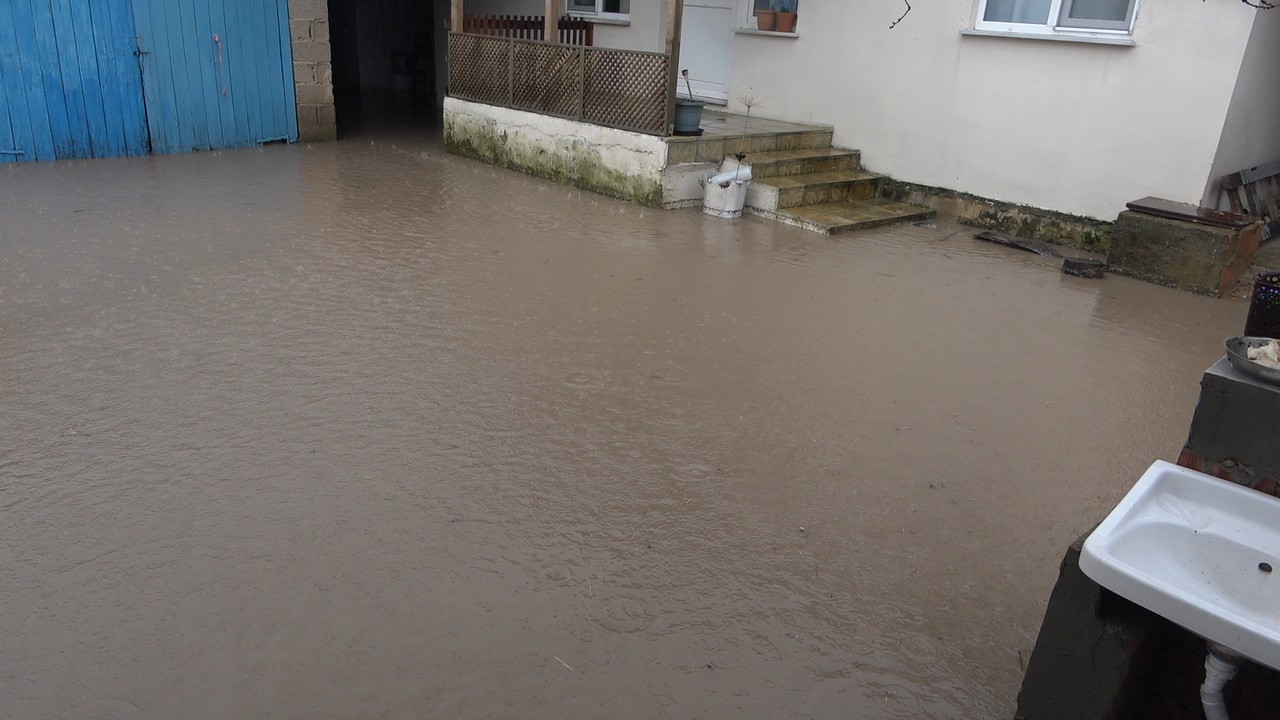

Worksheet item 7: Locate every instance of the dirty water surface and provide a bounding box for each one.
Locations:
[0,132,1244,720]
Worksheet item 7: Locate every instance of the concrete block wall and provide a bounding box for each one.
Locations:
[289,0,337,142]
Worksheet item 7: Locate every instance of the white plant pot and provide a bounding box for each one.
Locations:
[703,179,749,219]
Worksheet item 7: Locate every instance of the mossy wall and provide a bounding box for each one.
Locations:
[443,99,666,208]
[882,180,1114,253]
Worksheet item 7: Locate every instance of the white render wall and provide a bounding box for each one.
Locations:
[1203,10,1280,209]
[725,2,1261,220]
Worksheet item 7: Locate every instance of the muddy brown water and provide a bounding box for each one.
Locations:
[0,131,1245,720]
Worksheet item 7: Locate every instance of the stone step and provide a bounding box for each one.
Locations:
[666,129,834,165]
[746,147,862,179]
[748,170,883,210]
[761,199,936,235]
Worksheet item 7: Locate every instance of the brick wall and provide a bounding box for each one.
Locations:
[289,0,337,142]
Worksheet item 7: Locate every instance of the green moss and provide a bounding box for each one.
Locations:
[444,118,663,208]
[880,179,1114,253]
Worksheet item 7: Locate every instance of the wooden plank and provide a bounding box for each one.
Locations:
[134,0,182,153]
[220,0,255,146]
[68,0,116,157]
[203,0,237,148]
[0,2,33,162]
[664,0,684,134]
[170,0,208,150]
[256,0,292,143]
[240,0,271,142]
[30,0,77,157]
[91,0,149,156]
[8,0,57,161]
[545,1,557,42]
[83,0,127,157]
[270,0,299,142]
[49,0,94,157]
[190,0,225,148]
[452,0,464,43]
[1239,160,1280,187]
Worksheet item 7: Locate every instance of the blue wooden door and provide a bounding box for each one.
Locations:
[0,0,149,162]
[132,0,299,154]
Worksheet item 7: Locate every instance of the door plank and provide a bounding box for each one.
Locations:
[8,0,57,161]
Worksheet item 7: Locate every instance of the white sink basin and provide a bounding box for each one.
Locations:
[1080,460,1280,671]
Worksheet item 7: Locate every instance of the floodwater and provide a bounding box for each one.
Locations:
[0,127,1245,720]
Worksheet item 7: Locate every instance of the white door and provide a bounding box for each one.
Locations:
[677,0,735,103]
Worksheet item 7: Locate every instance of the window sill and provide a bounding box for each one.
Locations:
[960,28,1134,46]
[583,17,630,26]
[734,28,799,38]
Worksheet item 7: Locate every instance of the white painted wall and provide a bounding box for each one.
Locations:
[444,96,669,180]
[724,2,1262,220]
[1203,10,1280,209]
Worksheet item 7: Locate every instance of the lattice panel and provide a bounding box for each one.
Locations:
[449,33,510,105]
[511,44,582,118]
[582,49,669,135]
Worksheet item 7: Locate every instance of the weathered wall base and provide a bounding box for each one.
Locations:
[1108,211,1261,297]
[443,97,668,207]
[880,180,1114,252]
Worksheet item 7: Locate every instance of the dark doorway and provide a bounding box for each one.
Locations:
[326,0,439,138]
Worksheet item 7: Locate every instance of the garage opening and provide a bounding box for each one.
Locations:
[326,0,444,138]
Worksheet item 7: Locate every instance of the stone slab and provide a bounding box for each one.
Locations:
[1108,210,1262,296]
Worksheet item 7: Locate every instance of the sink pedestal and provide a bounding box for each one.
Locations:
[1016,540,1280,720]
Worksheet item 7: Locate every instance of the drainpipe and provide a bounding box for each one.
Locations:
[1200,643,1243,720]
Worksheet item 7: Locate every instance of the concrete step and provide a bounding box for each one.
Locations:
[759,199,936,235]
[748,170,883,210]
[746,147,862,179]
[666,129,834,165]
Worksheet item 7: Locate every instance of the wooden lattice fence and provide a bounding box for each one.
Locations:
[448,32,671,136]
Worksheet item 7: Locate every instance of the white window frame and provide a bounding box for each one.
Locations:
[566,0,629,23]
[974,0,1138,37]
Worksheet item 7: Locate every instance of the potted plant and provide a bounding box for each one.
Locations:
[756,3,777,31]
[775,0,797,32]
[674,69,705,136]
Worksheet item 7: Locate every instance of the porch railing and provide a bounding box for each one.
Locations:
[448,32,670,136]
[449,14,595,46]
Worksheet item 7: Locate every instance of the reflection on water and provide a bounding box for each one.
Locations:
[0,131,1245,719]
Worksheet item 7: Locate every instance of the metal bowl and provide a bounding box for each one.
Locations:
[1225,336,1280,385]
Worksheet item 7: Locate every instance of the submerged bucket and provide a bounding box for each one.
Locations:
[1245,271,1280,338]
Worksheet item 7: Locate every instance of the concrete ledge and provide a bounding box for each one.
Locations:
[880,179,1113,252]
[443,97,667,207]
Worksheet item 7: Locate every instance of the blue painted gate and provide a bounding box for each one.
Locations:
[0,0,297,163]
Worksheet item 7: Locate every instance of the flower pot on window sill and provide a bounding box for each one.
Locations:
[756,10,777,31]
[775,12,797,32]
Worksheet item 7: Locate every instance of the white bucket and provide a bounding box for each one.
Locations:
[702,157,752,219]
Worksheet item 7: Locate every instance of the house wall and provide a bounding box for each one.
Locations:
[289,0,338,141]
[724,2,1260,222]
[1202,9,1280,209]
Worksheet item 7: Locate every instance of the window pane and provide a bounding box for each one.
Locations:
[983,0,1052,23]
[602,0,629,13]
[568,0,596,12]
[1064,0,1128,22]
